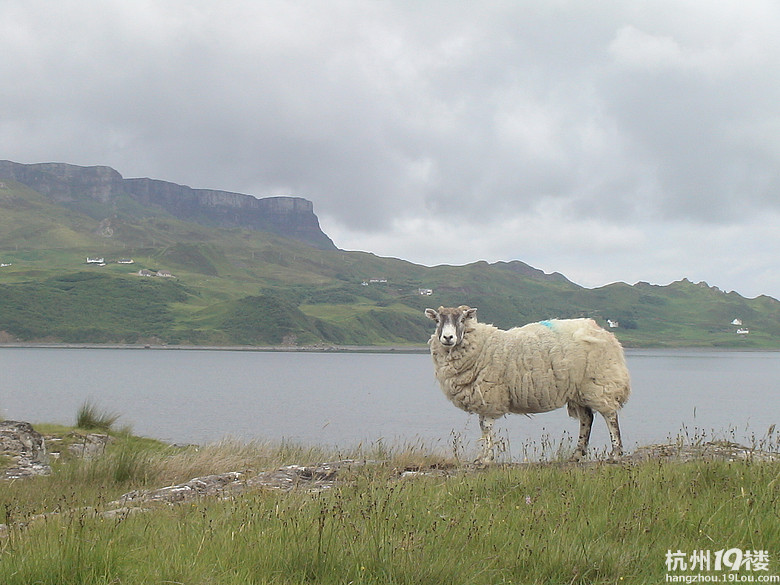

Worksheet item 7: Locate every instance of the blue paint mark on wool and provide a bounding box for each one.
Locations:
[539,320,555,329]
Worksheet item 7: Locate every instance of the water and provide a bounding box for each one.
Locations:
[1,347,778,459]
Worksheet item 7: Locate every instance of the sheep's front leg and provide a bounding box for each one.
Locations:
[477,415,496,464]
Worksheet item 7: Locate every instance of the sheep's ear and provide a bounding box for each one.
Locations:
[465,307,478,320]
[424,308,439,321]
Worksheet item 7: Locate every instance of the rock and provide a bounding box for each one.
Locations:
[0,420,51,479]
[246,460,370,492]
[67,432,114,458]
[114,472,247,507]
[109,460,376,509]
[626,441,780,463]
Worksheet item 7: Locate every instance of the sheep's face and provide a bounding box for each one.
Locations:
[425,305,477,348]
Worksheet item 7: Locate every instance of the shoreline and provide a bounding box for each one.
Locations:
[0,342,431,354]
[1,342,777,354]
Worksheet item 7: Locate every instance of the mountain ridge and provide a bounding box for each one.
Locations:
[0,160,335,250]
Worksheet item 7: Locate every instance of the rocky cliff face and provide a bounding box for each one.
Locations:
[0,160,336,249]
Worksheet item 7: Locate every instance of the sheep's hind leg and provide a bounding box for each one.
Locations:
[602,411,623,461]
[477,416,496,464]
[570,405,594,462]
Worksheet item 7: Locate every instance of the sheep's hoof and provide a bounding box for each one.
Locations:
[473,455,494,467]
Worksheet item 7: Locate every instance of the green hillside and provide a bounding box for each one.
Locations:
[1,178,779,347]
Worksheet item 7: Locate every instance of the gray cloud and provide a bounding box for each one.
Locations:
[2,0,780,298]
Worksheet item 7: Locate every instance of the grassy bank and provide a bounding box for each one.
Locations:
[1,429,779,584]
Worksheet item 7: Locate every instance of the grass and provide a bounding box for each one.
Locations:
[75,400,121,432]
[1,424,779,584]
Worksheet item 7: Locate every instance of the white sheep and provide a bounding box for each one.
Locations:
[425,305,631,463]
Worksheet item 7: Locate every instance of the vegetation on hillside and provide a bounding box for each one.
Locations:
[1,178,780,347]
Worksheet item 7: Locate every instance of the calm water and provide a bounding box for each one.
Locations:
[1,347,778,459]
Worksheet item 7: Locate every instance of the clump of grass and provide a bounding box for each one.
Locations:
[75,400,120,432]
[57,446,152,486]
[145,438,337,486]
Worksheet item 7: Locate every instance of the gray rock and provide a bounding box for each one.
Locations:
[0,420,51,479]
[67,432,114,458]
[109,460,377,509]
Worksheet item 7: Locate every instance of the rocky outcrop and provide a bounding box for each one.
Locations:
[0,160,336,249]
[0,420,51,479]
[111,460,371,509]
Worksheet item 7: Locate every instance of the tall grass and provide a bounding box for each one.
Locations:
[1,428,779,585]
[75,400,120,432]
[2,458,778,584]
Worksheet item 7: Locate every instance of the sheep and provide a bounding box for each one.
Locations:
[425,305,631,463]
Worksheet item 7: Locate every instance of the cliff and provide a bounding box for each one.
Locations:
[0,160,336,250]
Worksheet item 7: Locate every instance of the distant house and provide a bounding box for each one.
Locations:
[736,328,750,335]
[0,263,11,267]
[86,257,105,264]
[731,318,743,326]
[156,270,174,278]
[138,269,155,277]
[607,319,619,328]
[418,288,433,296]
[117,258,134,264]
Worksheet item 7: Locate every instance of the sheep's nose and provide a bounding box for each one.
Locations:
[441,334,454,344]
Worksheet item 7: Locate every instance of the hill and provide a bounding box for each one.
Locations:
[1,161,779,348]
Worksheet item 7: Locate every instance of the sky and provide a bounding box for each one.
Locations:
[3,1,780,300]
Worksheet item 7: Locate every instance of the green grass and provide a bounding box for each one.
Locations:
[75,400,121,432]
[1,427,778,585]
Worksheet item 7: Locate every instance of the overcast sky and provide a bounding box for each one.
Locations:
[3,1,780,300]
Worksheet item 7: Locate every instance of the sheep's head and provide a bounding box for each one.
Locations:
[425,305,478,348]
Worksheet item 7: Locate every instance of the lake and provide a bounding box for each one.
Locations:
[1,347,778,460]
